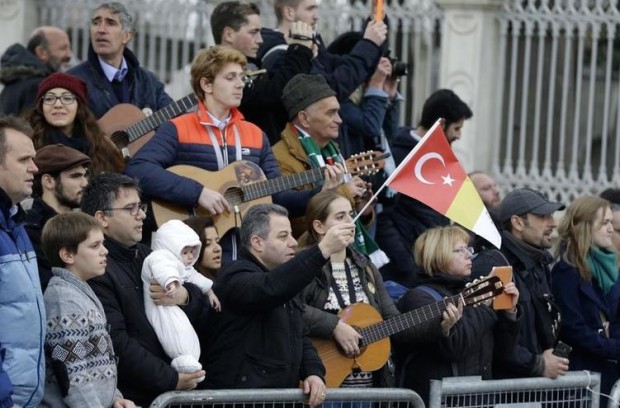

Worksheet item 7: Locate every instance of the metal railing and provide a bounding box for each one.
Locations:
[428,371,601,408]
[150,388,425,408]
[493,0,620,203]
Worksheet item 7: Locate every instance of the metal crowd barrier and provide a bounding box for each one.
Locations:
[428,371,601,408]
[607,379,620,408]
[150,388,425,408]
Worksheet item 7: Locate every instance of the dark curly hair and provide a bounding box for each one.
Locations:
[29,101,125,176]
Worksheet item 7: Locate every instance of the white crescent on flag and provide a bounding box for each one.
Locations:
[414,152,445,185]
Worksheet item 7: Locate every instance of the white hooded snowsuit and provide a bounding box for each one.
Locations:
[142,219,213,377]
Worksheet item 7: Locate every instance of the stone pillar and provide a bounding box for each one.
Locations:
[0,0,38,55]
[435,0,503,174]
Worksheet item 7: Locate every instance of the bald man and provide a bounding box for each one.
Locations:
[470,171,501,210]
[0,26,73,115]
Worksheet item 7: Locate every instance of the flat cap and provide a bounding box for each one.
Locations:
[35,144,91,175]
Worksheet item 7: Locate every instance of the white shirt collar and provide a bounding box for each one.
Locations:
[98,56,129,82]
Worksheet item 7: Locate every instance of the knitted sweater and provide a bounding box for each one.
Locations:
[42,267,122,408]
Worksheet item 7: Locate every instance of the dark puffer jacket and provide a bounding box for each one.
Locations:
[0,44,51,116]
[68,45,173,119]
[394,272,520,405]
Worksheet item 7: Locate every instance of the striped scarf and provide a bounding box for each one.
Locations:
[296,127,389,267]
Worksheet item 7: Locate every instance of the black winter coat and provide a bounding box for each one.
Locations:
[394,272,520,405]
[88,237,208,407]
[0,44,51,116]
[24,198,57,292]
[68,45,173,119]
[495,231,558,378]
[203,246,326,389]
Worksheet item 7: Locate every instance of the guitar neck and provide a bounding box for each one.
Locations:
[125,94,198,143]
[242,167,325,201]
[359,293,462,346]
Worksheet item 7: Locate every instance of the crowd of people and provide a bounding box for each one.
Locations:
[1,1,620,408]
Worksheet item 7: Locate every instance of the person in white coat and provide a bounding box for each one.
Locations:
[141,219,220,379]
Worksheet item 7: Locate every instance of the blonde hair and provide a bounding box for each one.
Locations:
[556,195,610,281]
[414,225,470,276]
[190,46,247,100]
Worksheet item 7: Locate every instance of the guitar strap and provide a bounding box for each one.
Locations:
[205,124,242,169]
[329,260,358,309]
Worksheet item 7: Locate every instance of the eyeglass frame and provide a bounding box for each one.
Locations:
[452,246,475,256]
[41,92,77,106]
[102,203,148,216]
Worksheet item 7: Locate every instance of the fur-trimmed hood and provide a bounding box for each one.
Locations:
[0,43,50,85]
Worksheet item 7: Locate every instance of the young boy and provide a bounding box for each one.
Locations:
[141,220,220,379]
[41,212,135,408]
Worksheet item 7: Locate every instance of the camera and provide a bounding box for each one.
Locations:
[384,49,409,78]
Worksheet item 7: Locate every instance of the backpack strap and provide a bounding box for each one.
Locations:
[416,285,444,302]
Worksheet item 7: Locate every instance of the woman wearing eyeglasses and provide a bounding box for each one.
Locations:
[394,225,520,405]
[29,72,124,175]
[551,196,620,396]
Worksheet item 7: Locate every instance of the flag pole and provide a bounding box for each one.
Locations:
[352,119,443,223]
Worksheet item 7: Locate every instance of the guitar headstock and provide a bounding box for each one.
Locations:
[345,150,388,177]
[462,276,504,307]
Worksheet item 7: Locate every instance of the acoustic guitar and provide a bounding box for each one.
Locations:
[151,151,388,233]
[97,94,197,158]
[311,276,504,387]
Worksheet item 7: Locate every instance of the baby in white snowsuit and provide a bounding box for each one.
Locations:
[142,219,220,378]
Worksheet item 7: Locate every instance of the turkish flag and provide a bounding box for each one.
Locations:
[387,121,466,213]
[385,119,501,247]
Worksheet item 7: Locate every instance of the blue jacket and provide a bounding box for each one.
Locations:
[68,45,173,119]
[552,257,620,394]
[0,189,45,407]
[0,344,14,408]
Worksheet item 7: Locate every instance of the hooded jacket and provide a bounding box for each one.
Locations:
[142,220,212,376]
[0,43,52,115]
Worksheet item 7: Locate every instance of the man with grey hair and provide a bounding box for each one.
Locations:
[204,203,354,405]
[68,1,172,118]
[0,26,73,115]
[0,116,45,407]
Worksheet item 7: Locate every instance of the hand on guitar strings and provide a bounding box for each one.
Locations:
[198,187,232,215]
[321,163,345,191]
[333,320,362,356]
[303,374,326,407]
[440,301,462,336]
[345,176,368,199]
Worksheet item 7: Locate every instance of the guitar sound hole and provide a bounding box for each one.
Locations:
[224,187,244,206]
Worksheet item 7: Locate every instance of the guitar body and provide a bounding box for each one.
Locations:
[97,104,154,157]
[151,162,271,233]
[312,303,391,388]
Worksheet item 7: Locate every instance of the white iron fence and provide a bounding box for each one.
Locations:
[494,0,620,203]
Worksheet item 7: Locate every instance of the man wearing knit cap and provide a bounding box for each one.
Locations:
[494,187,568,380]
[273,73,380,252]
[25,144,90,291]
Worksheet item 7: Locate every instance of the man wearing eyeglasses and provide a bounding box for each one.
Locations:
[81,173,208,407]
[25,144,91,292]
[494,188,568,380]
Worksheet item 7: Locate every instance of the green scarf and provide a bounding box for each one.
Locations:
[296,127,389,268]
[586,247,618,294]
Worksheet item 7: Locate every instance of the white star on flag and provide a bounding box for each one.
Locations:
[441,174,455,186]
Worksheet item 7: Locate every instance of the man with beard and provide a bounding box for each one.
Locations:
[494,188,568,380]
[0,26,73,116]
[25,144,90,291]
